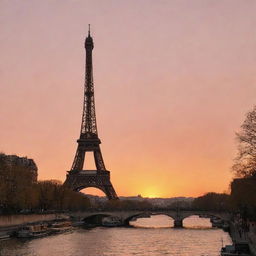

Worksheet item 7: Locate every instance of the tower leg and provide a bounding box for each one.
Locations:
[71,149,85,170]
[94,149,106,171]
[103,185,118,200]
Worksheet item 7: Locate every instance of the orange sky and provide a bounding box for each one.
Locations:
[1,0,256,198]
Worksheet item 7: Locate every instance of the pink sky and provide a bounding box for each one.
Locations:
[1,0,256,197]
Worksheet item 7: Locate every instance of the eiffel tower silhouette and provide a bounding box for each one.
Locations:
[64,26,118,200]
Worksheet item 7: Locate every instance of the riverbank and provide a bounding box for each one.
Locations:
[229,221,256,256]
[0,213,69,239]
[0,213,68,227]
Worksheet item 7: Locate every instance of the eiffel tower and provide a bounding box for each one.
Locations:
[64,26,118,200]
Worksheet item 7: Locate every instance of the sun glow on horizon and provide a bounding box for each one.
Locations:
[144,194,159,198]
[141,188,166,198]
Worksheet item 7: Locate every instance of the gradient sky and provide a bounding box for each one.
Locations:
[1,0,256,198]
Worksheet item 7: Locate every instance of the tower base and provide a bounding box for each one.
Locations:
[63,170,118,200]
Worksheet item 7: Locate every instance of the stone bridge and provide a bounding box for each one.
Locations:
[68,210,231,227]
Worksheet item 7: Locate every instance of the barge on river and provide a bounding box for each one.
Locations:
[17,223,51,238]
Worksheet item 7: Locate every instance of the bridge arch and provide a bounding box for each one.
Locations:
[181,215,213,228]
[176,212,230,228]
[180,212,229,221]
[124,212,175,226]
[83,213,118,225]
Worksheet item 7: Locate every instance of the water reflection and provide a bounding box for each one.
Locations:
[183,215,212,229]
[130,214,174,228]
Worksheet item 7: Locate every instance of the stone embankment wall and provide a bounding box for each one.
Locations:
[0,214,68,228]
[247,222,256,256]
[229,221,256,256]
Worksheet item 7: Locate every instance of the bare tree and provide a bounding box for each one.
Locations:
[233,106,256,177]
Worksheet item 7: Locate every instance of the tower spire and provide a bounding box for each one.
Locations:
[88,24,90,36]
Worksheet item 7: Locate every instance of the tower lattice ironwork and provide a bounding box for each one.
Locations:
[64,26,118,200]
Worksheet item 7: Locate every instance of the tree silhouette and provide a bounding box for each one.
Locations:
[233,106,256,177]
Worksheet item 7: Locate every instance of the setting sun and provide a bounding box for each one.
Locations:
[141,187,164,198]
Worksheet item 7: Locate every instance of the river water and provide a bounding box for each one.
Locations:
[0,215,232,256]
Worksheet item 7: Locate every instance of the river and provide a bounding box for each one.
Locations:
[0,215,232,256]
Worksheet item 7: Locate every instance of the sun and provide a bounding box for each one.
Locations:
[146,194,159,198]
[142,188,162,198]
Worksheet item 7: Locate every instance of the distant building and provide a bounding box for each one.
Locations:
[0,153,38,182]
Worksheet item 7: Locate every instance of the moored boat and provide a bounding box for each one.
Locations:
[0,232,10,240]
[17,223,51,238]
[102,216,122,227]
[49,221,72,233]
[211,217,223,228]
[72,220,84,227]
